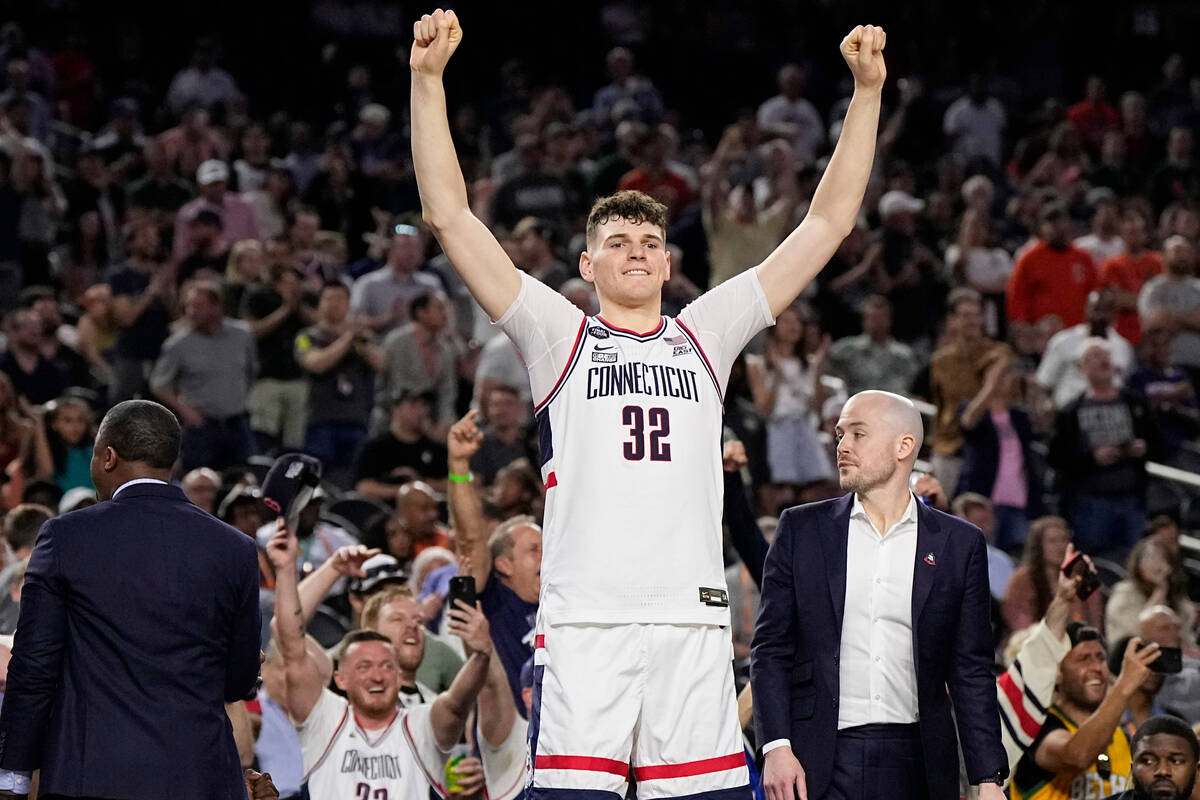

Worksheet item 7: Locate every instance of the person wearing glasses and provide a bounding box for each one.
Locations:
[1010,622,1164,800]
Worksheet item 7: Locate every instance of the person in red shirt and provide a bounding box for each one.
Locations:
[617,123,694,221]
[1067,76,1120,155]
[1007,202,1099,344]
[1098,208,1162,345]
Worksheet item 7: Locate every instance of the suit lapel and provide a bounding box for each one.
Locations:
[911,501,947,624]
[820,494,854,638]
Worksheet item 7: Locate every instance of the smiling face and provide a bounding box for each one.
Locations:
[334,640,401,717]
[1058,639,1110,711]
[580,217,670,311]
[372,596,426,673]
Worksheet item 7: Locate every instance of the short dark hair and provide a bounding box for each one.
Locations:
[409,290,439,320]
[97,400,181,469]
[334,628,395,667]
[3,503,53,550]
[1107,635,1134,677]
[1132,715,1200,762]
[191,208,224,229]
[1066,620,1105,651]
[585,190,668,248]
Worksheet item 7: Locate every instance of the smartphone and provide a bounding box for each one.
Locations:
[448,575,477,610]
[1148,645,1183,674]
[1061,552,1101,600]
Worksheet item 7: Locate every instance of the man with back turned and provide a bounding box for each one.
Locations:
[0,400,262,799]
[751,390,1007,800]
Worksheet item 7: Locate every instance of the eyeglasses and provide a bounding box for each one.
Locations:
[1096,751,1111,781]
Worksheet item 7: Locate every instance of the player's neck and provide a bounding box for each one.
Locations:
[596,299,662,334]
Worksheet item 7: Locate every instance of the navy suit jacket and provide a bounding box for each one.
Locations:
[750,494,1006,800]
[0,482,261,800]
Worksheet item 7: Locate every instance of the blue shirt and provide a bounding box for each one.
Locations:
[480,573,537,717]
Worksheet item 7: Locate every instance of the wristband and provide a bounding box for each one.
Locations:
[448,472,473,483]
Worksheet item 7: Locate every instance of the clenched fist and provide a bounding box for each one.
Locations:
[840,24,887,92]
[411,8,463,77]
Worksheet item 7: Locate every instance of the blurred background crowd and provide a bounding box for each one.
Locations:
[0,0,1199,796]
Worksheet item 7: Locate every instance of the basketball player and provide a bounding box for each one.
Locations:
[267,519,491,798]
[410,9,887,798]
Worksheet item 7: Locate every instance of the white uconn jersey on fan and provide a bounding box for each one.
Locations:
[495,269,773,626]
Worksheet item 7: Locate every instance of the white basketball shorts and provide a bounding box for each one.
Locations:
[528,622,749,800]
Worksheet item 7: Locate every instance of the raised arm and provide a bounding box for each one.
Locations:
[447,410,491,589]
[475,631,517,748]
[264,519,325,724]
[410,9,521,321]
[755,25,886,318]
[1034,637,1160,773]
[296,544,380,628]
[429,599,493,749]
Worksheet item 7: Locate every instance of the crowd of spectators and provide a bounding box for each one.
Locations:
[0,4,1198,798]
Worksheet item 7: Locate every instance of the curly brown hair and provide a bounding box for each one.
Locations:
[585,190,668,248]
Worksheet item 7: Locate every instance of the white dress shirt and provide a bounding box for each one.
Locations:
[762,493,920,755]
[838,493,920,729]
[112,477,169,498]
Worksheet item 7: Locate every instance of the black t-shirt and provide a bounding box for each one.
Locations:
[354,431,448,484]
[0,350,66,405]
[240,286,305,381]
[1071,395,1143,496]
[479,575,537,717]
[108,266,170,360]
[296,325,375,425]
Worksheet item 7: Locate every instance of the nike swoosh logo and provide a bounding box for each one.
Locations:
[594,345,615,351]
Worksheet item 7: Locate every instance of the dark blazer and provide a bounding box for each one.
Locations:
[957,403,1045,516]
[750,494,1006,800]
[0,482,261,800]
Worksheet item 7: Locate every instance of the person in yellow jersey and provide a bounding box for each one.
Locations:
[1011,622,1165,800]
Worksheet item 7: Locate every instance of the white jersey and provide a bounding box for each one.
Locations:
[478,715,529,800]
[496,269,773,626]
[297,688,451,799]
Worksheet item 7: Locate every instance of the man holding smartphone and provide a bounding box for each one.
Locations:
[1010,623,1164,800]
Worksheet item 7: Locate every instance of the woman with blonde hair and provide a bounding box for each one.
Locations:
[223,238,264,315]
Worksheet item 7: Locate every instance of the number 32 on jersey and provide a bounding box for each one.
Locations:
[622,405,671,461]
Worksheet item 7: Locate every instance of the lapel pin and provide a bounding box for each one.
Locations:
[924,552,936,566]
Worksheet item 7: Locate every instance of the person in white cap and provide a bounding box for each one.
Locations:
[172,157,260,260]
[876,188,944,342]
